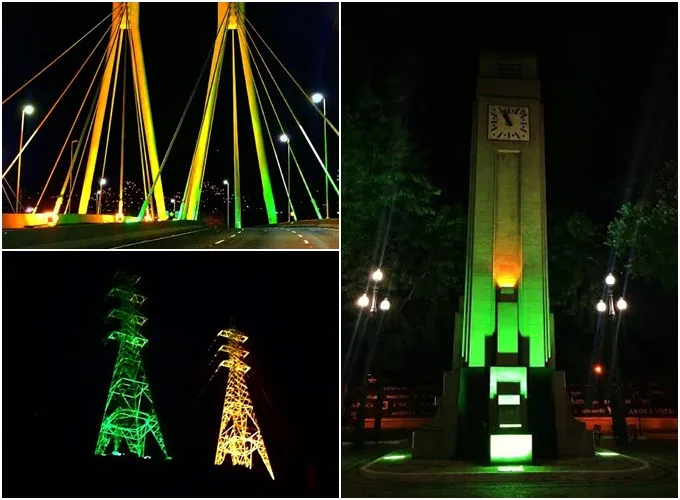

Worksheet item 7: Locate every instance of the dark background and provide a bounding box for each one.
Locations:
[2,2,339,222]
[2,251,339,497]
[343,2,677,221]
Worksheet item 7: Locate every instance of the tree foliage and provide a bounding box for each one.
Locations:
[548,212,608,321]
[341,83,466,376]
[608,160,678,292]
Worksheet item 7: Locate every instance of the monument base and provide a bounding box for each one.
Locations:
[411,371,458,459]
[412,368,593,462]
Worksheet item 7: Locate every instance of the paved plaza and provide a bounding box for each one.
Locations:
[341,439,677,497]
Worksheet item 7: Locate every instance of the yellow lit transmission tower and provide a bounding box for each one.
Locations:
[213,329,274,480]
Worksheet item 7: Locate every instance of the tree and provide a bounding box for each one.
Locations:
[341,82,467,442]
[608,160,678,292]
[341,82,466,377]
[547,211,609,376]
[548,212,609,320]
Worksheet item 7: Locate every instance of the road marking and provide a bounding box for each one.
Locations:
[297,234,303,238]
[230,234,236,238]
[214,239,225,245]
[112,228,209,248]
[292,230,296,234]
[304,239,310,244]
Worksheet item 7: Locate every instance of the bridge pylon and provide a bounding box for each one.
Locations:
[71,2,167,220]
[180,3,277,226]
[95,272,170,460]
[213,328,275,480]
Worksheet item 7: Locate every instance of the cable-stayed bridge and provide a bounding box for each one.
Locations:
[2,2,338,249]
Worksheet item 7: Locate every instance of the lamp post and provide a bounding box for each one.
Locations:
[311,93,329,219]
[354,268,391,447]
[96,178,107,214]
[16,104,35,213]
[357,269,390,314]
[169,198,177,220]
[279,134,291,223]
[69,140,78,207]
[595,271,629,446]
[223,179,230,229]
[595,273,627,317]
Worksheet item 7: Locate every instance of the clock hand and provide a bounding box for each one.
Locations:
[501,111,512,127]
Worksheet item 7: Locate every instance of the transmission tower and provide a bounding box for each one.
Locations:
[214,328,274,480]
[95,272,170,459]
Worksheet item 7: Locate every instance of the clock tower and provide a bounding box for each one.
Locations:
[412,52,593,462]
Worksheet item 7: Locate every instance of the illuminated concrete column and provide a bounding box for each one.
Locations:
[181,2,231,221]
[78,4,124,214]
[181,2,277,224]
[237,17,277,224]
[126,2,167,220]
[77,3,166,219]
[412,52,592,462]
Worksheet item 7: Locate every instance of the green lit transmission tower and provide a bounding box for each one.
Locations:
[95,272,170,459]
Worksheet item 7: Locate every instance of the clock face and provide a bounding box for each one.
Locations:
[488,105,530,142]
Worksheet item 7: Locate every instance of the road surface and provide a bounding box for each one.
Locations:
[113,225,338,249]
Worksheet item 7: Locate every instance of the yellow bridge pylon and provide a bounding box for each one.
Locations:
[52,2,167,220]
[214,328,275,480]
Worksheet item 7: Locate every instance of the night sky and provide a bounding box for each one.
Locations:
[3,251,339,496]
[2,2,339,223]
[343,2,677,222]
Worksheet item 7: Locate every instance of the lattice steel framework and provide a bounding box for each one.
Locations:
[95,272,170,459]
[214,329,274,480]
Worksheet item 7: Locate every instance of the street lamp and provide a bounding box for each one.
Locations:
[595,270,629,446]
[96,178,107,214]
[279,133,292,223]
[170,198,176,211]
[596,272,628,317]
[69,140,78,208]
[311,93,329,219]
[68,139,78,212]
[223,179,230,229]
[16,104,35,213]
[357,268,390,314]
[353,267,391,448]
